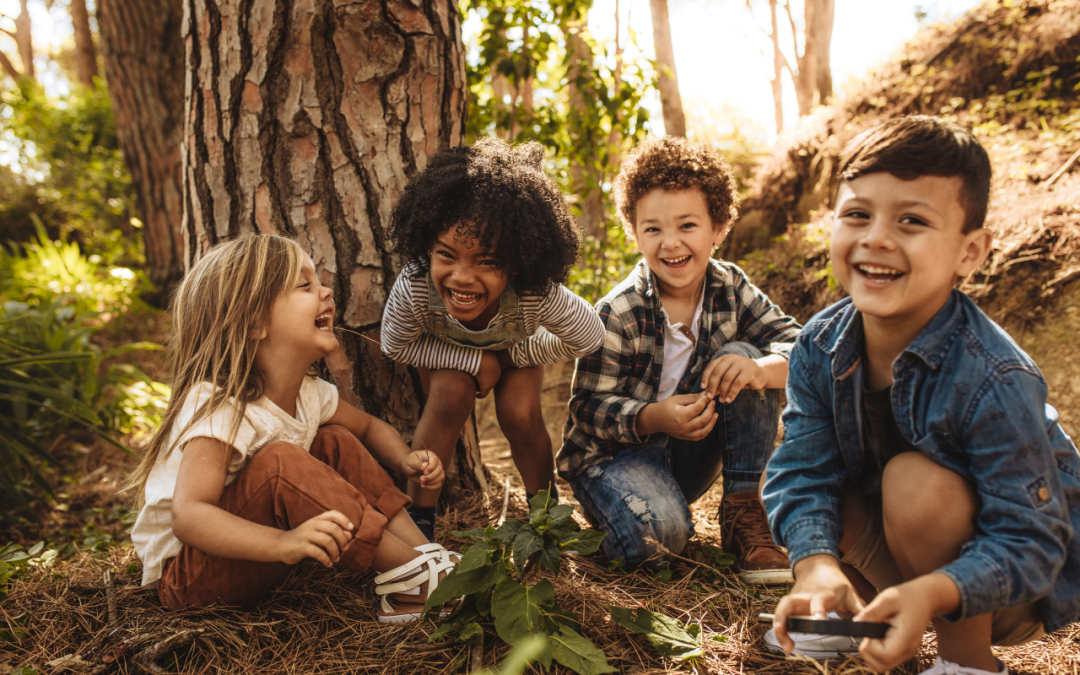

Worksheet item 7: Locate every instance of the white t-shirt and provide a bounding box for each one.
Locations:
[657,288,706,401]
[131,376,340,587]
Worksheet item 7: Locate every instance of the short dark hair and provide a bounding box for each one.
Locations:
[387,138,579,295]
[614,137,739,234]
[838,116,991,233]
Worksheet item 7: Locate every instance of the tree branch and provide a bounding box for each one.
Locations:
[0,48,20,80]
[782,0,802,64]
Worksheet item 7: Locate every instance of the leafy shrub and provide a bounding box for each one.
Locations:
[423,490,614,675]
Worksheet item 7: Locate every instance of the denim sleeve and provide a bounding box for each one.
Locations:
[937,369,1073,622]
[762,331,847,565]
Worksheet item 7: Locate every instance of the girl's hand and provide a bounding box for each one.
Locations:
[773,555,865,653]
[275,510,354,566]
[702,354,767,402]
[476,351,502,398]
[402,450,444,491]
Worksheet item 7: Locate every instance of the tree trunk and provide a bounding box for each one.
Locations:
[14,0,33,81]
[648,0,685,137]
[98,0,186,294]
[810,0,834,103]
[791,0,815,116]
[565,23,605,241]
[180,0,486,498]
[70,0,99,87]
[768,0,784,134]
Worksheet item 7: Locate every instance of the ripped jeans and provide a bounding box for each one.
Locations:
[567,342,781,569]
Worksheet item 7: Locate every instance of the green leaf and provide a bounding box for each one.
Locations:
[424,544,505,613]
[511,528,543,575]
[550,625,616,675]
[528,488,559,523]
[427,623,456,643]
[609,606,703,661]
[492,520,528,545]
[457,621,484,643]
[536,534,562,574]
[491,577,556,644]
[559,529,605,556]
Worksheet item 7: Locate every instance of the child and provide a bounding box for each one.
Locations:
[381,138,605,539]
[557,137,802,581]
[129,235,459,623]
[763,116,1080,674]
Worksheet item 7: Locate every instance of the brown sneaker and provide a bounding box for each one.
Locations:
[719,492,793,585]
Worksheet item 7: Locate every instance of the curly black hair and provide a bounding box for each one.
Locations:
[613,137,739,234]
[387,138,580,295]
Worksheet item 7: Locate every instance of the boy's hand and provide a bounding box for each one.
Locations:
[401,449,445,491]
[475,351,502,399]
[275,510,354,566]
[638,393,717,440]
[856,576,952,673]
[702,354,767,402]
[773,555,865,653]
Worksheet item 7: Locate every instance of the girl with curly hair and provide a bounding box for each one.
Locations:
[382,138,604,539]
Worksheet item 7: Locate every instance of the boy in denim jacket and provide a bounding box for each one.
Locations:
[559,138,802,582]
[763,116,1080,675]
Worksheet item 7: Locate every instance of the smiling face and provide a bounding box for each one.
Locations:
[831,172,992,334]
[257,254,338,367]
[430,224,509,330]
[632,188,727,300]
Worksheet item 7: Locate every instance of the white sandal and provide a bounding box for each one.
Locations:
[374,543,459,623]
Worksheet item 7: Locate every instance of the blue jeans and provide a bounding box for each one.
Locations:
[568,343,781,569]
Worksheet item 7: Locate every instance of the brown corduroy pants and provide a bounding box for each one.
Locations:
[157,425,411,610]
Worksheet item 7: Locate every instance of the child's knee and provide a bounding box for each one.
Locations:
[425,370,477,415]
[245,441,310,480]
[496,397,545,439]
[881,452,978,535]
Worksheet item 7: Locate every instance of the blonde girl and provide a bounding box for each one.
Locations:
[129,235,457,622]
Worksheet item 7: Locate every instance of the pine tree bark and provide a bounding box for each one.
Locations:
[768,0,784,134]
[810,0,834,103]
[70,0,98,87]
[180,0,486,497]
[98,0,186,293]
[648,0,685,137]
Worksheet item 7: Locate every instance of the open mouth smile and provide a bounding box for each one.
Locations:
[855,263,905,284]
[446,288,483,308]
[661,254,691,268]
[315,311,333,331]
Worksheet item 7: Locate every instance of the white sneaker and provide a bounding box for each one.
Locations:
[762,612,860,661]
[917,657,1008,675]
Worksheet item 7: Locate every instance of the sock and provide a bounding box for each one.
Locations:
[408,505,436,541]
[932,658,1007,675]
[525,483,559,504]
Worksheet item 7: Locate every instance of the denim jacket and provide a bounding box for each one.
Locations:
[763,291,1080,632]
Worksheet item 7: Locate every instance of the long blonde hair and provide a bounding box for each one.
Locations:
[127,235,306,506]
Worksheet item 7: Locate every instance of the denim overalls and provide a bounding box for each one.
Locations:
[426,276,527,349]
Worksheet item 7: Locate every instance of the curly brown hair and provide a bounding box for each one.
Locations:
[613,137,739,235]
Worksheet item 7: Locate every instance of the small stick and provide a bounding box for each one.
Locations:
[1047,147,1080,187]
[133,628,206,674]
[103,570,118,625]
[333,325,382,347]
[468,634,484,673]
[496,476,511,527]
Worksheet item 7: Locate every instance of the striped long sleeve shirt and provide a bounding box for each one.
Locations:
[557,258,803,479]
[381,262,605,376]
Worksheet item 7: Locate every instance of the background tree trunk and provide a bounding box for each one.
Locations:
[768,0,784,134]
[69,0,98,87]
[810,0,834,103]
[648,0,685,137]
[98,0,186,293]
[180,0,486,498]
[14,0,33,81]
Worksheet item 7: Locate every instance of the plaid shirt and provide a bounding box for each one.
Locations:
[557,258,803,479]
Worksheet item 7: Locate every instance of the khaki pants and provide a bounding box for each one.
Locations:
[841,498,1045,647]
[158,425,411,610]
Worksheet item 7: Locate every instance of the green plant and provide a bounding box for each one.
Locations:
[609,606,704,663]
[423,490,614,674]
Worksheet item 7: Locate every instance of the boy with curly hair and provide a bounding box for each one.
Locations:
[764,116,1080,673]
[558,137,801,581]
[381,138,604,540]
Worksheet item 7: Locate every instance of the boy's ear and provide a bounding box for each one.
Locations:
[711,217,731,248]
[955,227,993,278]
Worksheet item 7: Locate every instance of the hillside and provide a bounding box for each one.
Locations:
[729,0,1080,438]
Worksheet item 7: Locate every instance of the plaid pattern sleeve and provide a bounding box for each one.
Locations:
[726,264,802,359]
